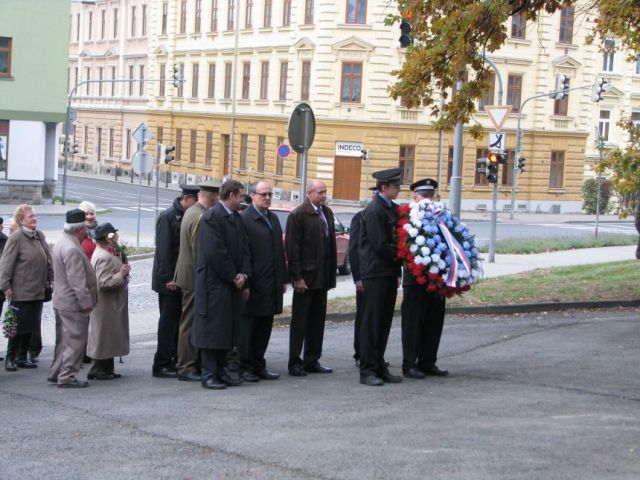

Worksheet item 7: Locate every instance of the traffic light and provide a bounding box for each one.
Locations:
[488,151,507,165]
[517,157,526,173]
[72,144,79,155]
[554,74,570,100]
[164,145,175,163]
[477,157,488,175]
[486,153,500,184]
[591,77,609,102]
[399,20,413,48]
[360,148,369,161]
[173,62,184,88]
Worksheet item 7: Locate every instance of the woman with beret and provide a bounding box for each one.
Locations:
[0,204,53,372]
[86,223,131,380]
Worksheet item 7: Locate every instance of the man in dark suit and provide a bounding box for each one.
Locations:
[238,180,287,382]
[401,178,449,379]
[285,180,337,377]
[358,168,403,386]
[192,180,251,390]
[151,184,198,378]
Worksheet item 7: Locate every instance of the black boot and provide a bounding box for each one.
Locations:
[15,334,37,369]
[4,336,17,372]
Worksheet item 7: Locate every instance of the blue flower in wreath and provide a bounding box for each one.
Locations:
[426,238,436,248]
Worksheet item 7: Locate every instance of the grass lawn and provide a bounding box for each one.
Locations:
[280,260,640,316]
[481,234,637,254]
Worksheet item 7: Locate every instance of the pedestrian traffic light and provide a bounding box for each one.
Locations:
[517,156,526,173]
[591,77,609,102]
[164,145,175,163]
[554,74,570,100]
[477,157,488,174]
[173,62,184,88]
[399,20,413,48]
[486,153,500,184]
[72,144,79,155]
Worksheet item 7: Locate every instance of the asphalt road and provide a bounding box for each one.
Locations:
[1,308,638,479]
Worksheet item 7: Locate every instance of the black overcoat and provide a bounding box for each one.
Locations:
[359,194,401,279]
[192,202,251,350]
[348,211,363,283]
[240,204,287,316]
[284,199,337,291]
[151,197,185,294]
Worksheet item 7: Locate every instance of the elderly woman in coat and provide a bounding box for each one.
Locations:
[86,223,131,380]
[0,204,53,372]
[79,200,98,260]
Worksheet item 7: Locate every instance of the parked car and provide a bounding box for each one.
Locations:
[271,204,351,276]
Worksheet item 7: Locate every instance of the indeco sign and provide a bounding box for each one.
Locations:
[335,141,364,157]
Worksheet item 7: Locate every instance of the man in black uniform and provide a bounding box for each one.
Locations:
[151,184,198,378]
[401,178,449,378]
[358,168,403,386]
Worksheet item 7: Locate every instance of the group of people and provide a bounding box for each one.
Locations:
[1,169,449,389]
[151,168,448,390]
[0,202,130,387]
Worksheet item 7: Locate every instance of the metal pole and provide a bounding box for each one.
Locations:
[299,107,312,201]
[155,141,161,225]
[436,127,443,201]
[61,101,72,205]
[595,129,603,237]
[135,143,143,248]
[449,78,464,216]
[227,0,241,179]
[489,181,498,263]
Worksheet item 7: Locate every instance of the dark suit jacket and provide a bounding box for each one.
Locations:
[285,198,337,291]
[151,197,185,294]
[348,211,363,283]
[359,193,401,279]
[241,204,287,316]
[192,202,251,350]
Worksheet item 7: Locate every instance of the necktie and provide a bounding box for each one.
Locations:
[318,208,329,237]
[263,211,273,230]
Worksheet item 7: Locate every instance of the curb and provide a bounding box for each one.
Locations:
[127,252,155,261]
[273,299,640,325]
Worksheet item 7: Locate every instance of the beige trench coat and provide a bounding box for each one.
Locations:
[87,245,129,359]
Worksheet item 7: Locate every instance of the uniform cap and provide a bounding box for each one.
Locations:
[66,208,86,224]
[198,179,222,192]
[372,168,403,186]
[179,184,200,198]
[410,178,438,194]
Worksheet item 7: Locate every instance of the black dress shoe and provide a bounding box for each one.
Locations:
[360,375,384,387]
[15,359,37,369]
[47,376,58,383]
[87,373,116,380]
[152,366,178,378]
[288,365,307,377]
[217,372,243,386]
[380,371,402,383]
[82,355,92,364]
[111,373,122,379]
[4,359,17,372]
[304,362,333,374]
[422,365,449,377]
[27,353,39,364]
[403,367,426,379]
[178,372,202,382]
[256,369,280,380]
[58,379,89,388]
[201,377,226,390]
[239,371,260,382]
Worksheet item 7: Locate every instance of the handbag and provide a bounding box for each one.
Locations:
[43,286,53,303]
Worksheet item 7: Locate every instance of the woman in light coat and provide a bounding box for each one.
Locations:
[87,223,131,380]
[0,204,53,371]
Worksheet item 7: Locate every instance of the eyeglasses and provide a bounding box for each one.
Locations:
[254,192,273,197]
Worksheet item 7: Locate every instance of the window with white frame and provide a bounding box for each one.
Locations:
[602,39,615,72]
[631,111,640,128]
[635,55,640,75]
[598,110,611,142]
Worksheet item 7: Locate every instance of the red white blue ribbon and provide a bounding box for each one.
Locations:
[438,221,471,288]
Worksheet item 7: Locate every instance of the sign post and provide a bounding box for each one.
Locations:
[131,123,153,247]
[288,103,316,201]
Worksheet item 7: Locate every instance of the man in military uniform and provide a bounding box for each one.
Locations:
[174,180,220,382]
[401,178,449,379]
[151,184,198,378]
[358,168,403,386]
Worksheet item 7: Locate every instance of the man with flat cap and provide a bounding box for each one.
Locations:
[49,209,98,388]
[358,168,403,386]
[401,178,449,379]
[174,180,221,381]
[151,184,198,378]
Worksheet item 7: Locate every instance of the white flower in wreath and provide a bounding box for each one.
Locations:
[437,259,446,270]
[420,246,430,257]
[415,235,426,246]
[409,244,419,253]
[430,254,440,263]
[414,255,424,265]
[403,223,412,233]
[409,227,419,238]
[411,217,422,228]
[429,265,440,274]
